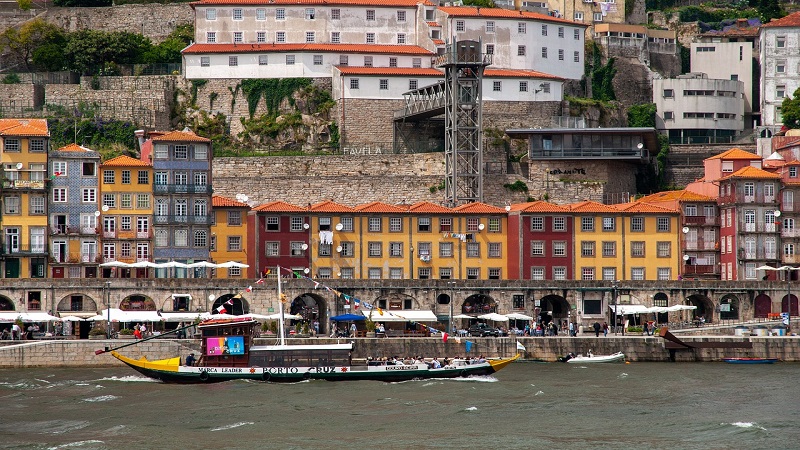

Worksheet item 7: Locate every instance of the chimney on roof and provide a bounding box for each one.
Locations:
[737,18,747,28]
[134,129,146,149]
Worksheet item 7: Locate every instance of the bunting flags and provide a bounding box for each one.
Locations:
[465,341,473,353]
[245,286,253,293]
[442,332,449,343]
[516,341,526,352]
[255,278,265,285]
[216,304,227,314]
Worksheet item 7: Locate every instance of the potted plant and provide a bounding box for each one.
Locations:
[365,318,377,338]
[118,328,134,339]
[88,327,107,340]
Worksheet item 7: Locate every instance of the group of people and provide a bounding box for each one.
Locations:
[0,323,38,340]
[132,323,148,339]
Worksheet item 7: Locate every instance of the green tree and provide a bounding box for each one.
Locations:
[462,0,495,7]
[141,24,194,64]
[781,88,800,130]
[64,30,152,75]
[0,19,66,71]
[627,103,657,128]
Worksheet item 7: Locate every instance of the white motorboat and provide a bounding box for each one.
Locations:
[562,351,625,363]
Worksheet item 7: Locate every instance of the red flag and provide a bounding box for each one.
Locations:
[245,286,253,293]
[225,298,235,306]
[216,305,227,314]
[442,332,449,343]
[255,278,264,284]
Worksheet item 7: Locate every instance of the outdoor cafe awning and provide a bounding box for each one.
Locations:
[0,312,62,323]
[609,304,697,315]
[360,309,437,322]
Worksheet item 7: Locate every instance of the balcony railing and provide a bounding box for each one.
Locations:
[683,215,718,226]
[738,222,780,233]
[153,184,211,194]
[783,255,800,264]
[51,226,97,236]
[529,147,647,160]
[683,264,719,275]
[720,193,780,204]
[51,253,101,263]
[154,215,211,225]
[782,228,800,238]
[3,245,47,255]
[684,240,717,251]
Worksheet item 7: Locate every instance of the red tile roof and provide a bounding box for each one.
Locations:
[509,201,569,213]
[484,68,564,81]
[432,39,445,45]
[102,155,152,167]
[354,201,409,213]
[0,119,49,137]
[567,200,619,213]
[762,12,800,28]
[191,0,433,7]
[614,202,678,213]
[309,200,354,213]
[253,200,307,212]
[427,21,441,27]
[57,143,93,152]
[407,201,453,214]
[150,130,211,143]
[335,66,443,76]
[773,136,800,151]
[636,190,715,203]
[438,6,588,26]
[212,195,250,208]
[705,148,761,160]
[720,166,781,180]
[183,43,435,56]
[452,202,507,214]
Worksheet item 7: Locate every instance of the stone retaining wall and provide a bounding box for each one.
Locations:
[2,336,799,368]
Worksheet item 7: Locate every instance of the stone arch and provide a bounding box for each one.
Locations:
[719,294,740,321]
[462,293,496,315]
[120,294,156,311]
[290,292,327,333]
[754,293,772,318]
[781,293,799,317]
[685,293,714,322]
[375,292,418,310]
[537,294,570,324]
[0,295,14,311]
[56,293,98,315]
[212,294,249,315]
[653,292,669,324]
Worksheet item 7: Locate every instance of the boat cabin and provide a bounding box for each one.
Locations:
[198,318,257,368]
[248,344,353,369]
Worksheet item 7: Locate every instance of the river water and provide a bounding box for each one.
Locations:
[1,362,797,450]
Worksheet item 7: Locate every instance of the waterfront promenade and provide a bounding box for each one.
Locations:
[1,333,798,368]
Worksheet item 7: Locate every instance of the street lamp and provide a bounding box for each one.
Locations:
[447,281,456,335]
[612,280,619,335]
[104,281,111,339]
[757,265,798,334]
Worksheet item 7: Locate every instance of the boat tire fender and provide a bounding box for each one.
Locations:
[303,371,311,380]
[199,371,210,382]
[460,370,468,378]
[262,371,270,382]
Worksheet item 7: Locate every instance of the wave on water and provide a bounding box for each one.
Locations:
[48,440,105,450]
[617,373,629,379]
[83,395,118,403]
[723,422,767,431]
[465,406,478,411]
[451,375,498,383]
[96,375,158,383]
[535,390,544,396]
[210,421,255,432]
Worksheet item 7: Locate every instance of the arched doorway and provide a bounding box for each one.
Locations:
[781,294,799,316]
[120,294,156,311]
[462,294,496,315]
[0,295,14,311]
[653,292,669,324]
[686,293,714,323]
[719,294,740,321]
[754,294,772,318]
[537,294,570,327]
[290,293,326,335]
[56,293,98,338]
[211,294,249,315]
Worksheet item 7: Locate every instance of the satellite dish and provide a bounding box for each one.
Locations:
[208,294,216,301]
[301,243,309,250]
[505,205,511,211]
[683,254,690,261]
[303,268,310,274]
[335,223,343,231]
[682,227,689,234]
[102,205,109,212]
[337,272,341,277]
[15,163,22,170]
[303,223,310,229]
[235,193,248,202]
[94,211,101,217]
[774,210,782,217]
[478,223,485,231]
[336,245,343,253]
[637,143,644,149]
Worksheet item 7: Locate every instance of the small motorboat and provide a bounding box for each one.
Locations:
[563,351,625,363]
[723,357,779,364]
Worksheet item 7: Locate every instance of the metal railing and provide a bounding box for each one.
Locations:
[154,184,212,194]
[154,215,212,225]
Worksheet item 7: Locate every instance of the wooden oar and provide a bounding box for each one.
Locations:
[94,322,198,355]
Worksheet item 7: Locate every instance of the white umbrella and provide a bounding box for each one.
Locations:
[130,261,158,268]
[99,261,129,268]
[505,313,534,321]
[453,314,475,319]
[159,261,189,268]
[60,315,86,322]
[263,312,302,320]
[188,261,218,268]
[217,261,249,268]
[478,312,509,322]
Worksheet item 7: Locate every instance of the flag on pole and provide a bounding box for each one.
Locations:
[245,286,253,293]
[216,305,227,314]
[516,341,526,352]
[465,341,473,353]
[255,278,265,284]
[442,332,449,343]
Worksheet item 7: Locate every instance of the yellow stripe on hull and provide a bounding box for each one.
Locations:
[111,351,181,373]
[488,354,521,372]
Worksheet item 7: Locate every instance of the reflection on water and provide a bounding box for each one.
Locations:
[1,363,799,449]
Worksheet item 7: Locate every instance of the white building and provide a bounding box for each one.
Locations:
[760,12,800,127]
[654,73,745,144]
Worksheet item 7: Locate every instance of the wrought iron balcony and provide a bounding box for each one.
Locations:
[153,184,211,194]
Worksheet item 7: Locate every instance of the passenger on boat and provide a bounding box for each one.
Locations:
[185,353,196,366]
[431,358,441,369]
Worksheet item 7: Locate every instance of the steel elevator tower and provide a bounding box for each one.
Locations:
[437,39,491,206]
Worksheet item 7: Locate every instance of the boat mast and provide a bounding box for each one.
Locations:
[277,265,286,346]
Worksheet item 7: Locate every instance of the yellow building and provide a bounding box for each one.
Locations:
[210,195,250,278]
[98,155,153,279]
[450,202,509,280]
[307,200,358,279]
[615,201,681,281]
[353,201,413,280]
[0,119,49,279]
[407,201,457,280]
[569,200,624,281]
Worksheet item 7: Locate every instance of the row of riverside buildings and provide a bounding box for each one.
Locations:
[4,117,800,283]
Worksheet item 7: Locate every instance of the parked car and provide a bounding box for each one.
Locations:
[468,323,500,337]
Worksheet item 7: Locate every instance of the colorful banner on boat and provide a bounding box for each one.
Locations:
[206,336,244,356]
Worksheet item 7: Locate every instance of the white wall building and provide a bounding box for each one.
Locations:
[654,74,745,144]
[760,12,800,127]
